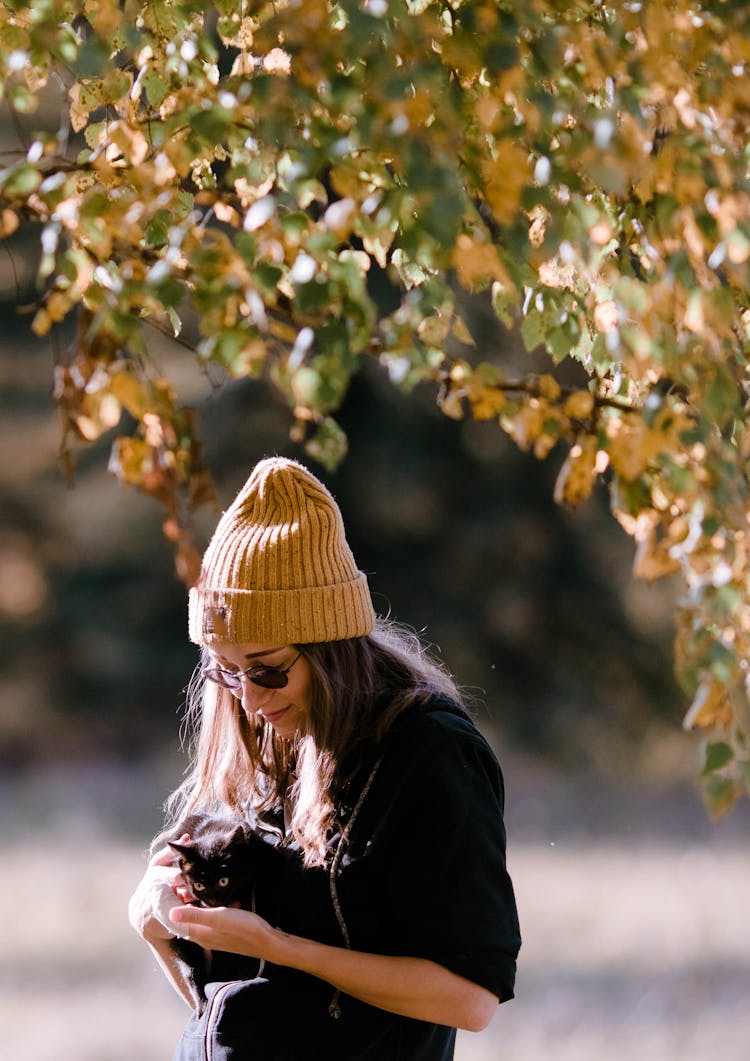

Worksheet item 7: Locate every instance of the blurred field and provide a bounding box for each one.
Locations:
[1,759,748,1061]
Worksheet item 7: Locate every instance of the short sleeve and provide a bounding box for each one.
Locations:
[341,706,521,1002]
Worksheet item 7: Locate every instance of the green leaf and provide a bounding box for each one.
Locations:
[280,212,310,240]
[701,773,739,819]
[701,740,733,776]
[521,310,545,352]
[491,282,514,329]
[8,82,37,113]
[705,641,737,685]
[610,475,652,518]
[704,365,739,426]
[73,36,111,78]
[142,69,170,108]
[145,210,171,249]
[190,106,233,143]
[0,163,41,196]
[254,263,283,297]
[304,417,348,471]
[85,120,108,150]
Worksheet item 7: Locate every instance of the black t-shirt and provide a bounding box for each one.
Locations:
[172,698,521,1061]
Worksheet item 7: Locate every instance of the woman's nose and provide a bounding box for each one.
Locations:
[237,676,273,716]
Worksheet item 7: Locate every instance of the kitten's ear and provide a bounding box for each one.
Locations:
[229,824,248,845]
[168,841,194,859]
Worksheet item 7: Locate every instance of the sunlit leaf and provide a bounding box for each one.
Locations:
[701,740,734,777]
[553,436,598,508]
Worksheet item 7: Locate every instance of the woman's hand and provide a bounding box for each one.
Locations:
[168,904,276,958]
[128,835,194,944]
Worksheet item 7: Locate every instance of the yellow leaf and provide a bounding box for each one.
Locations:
[589,219,614,246]
[606,416,652,481]
[108,122,149,166]
[683,679,732,730]
[214,201,239,224]
[481,143,529,225]
[594,300,619,333]
[452,315,475,346]
[633,524,681,581]
[83,0,123,40]
[534,430,560,460]
[453,234,512,291]
[69,83,88,133]
[506,398,546,451]
[564,390,595,419]
[108,371,153,419]
[74,392,121,441]
[231,52,256,77]
[537,375,561,401]
[438,387,465,420]
[553,436,598,507]
[0,208,19,238]
[470,388,506,420]
[683,290,704,333]
[330,163,362,200]
[363,229,395,268]
[537,258,576,289]
[31,308,52,336]
[528,206,548,247]
[441,35,484,84]
[417,315,450,345]
[263,48,291,75]
[220,15,254,48]
[46,291,73,323]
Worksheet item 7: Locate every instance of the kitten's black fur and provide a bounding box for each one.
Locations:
[167,813,275,1014]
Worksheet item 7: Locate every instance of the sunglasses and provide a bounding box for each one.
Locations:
[202,652,302,692]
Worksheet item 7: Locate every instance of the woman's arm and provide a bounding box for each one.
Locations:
[128,838,196,1010]
[168,905,498,1032]
[142,937,197,1010]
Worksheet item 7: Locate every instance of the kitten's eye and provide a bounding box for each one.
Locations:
[218,876,230,888]
[193,882,206,892]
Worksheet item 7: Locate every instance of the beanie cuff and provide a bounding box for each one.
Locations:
[189,575,376,646]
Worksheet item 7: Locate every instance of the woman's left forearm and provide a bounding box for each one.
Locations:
[168,904,498,1031]
[267,927,497,1032]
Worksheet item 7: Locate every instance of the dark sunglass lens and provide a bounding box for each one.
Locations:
[248,665,288,690]
[204,669,238,689]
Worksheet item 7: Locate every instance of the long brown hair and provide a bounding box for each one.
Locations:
[160,620,464,865]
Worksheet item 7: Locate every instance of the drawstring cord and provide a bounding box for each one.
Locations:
[327,755,384,1019]
[252,886,266,979]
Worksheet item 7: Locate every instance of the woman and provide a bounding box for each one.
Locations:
[129,457,521,1061]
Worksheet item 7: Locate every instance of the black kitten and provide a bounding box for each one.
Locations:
[167,813,271,1013]
[169,814,261,907]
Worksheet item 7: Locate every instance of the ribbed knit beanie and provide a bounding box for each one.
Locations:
[188,457,375,646]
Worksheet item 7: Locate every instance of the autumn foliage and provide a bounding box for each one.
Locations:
[1,0,749,810]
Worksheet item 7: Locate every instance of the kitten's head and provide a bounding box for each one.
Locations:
[169,817,254,907]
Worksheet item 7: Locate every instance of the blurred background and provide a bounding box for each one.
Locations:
[1,200,749,1058]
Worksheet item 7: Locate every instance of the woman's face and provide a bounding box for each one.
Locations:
[208,642,312,738]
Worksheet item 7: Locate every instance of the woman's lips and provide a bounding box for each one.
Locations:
[261,705,291,725]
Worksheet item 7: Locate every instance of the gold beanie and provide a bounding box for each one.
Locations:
[188,457,375,645]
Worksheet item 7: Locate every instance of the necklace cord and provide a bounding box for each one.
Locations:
[327,755,384,1019]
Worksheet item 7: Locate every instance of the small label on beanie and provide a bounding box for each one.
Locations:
[204,605,229,638]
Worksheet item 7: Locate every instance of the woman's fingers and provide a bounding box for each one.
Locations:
[151,833,190,867]
[168,904,271,958]
[169,904,208,934]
